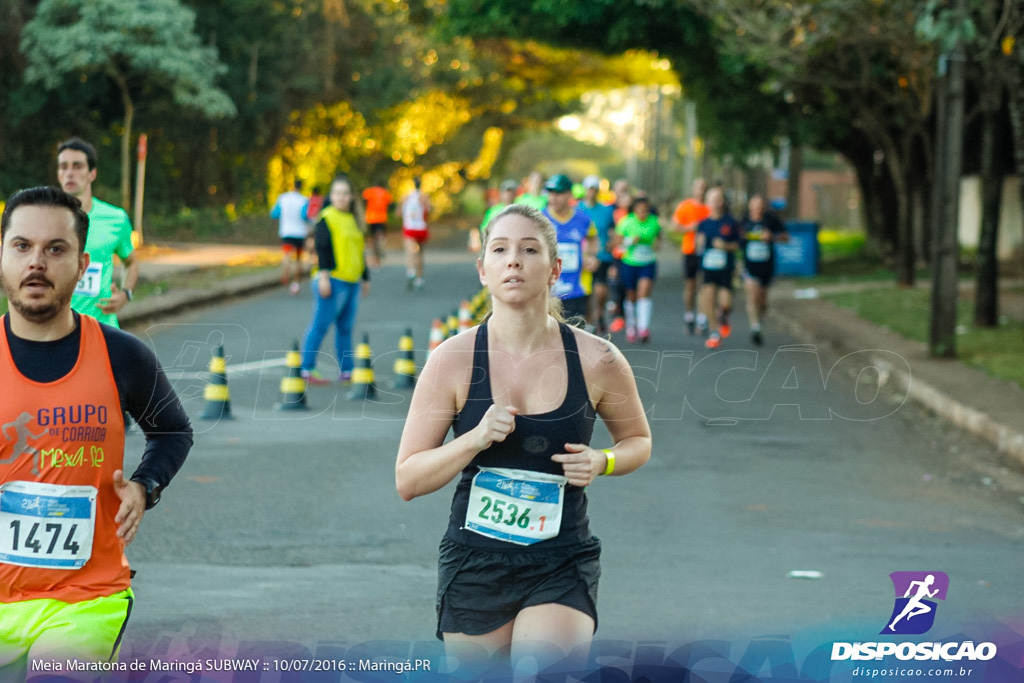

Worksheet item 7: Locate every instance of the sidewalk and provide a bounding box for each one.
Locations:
[121,242,1024,465]
[771,280,1024,463]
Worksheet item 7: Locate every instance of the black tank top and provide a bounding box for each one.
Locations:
[445,321,597,549]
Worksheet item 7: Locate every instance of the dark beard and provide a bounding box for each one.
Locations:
[1,276,73,324]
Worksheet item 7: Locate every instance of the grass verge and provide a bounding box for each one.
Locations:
[824,286,1024,388]
[134,262,282,301]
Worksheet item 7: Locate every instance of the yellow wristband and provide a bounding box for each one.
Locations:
[601,449,615,476]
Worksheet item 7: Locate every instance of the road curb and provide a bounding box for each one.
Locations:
[119,271,285,326]
[772,295,1024,465]
[872,355,1024,462]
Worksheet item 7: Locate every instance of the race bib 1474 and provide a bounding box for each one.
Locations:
[0,481,96,569]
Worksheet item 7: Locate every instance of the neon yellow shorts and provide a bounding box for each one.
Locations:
[0,589,133,680]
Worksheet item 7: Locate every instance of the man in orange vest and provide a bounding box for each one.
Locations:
[671,177,710,334]
[0,187,192,678]
[362,181,393,268]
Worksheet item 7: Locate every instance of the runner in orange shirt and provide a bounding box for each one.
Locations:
[362,181,393,268]
[671,178,710,334]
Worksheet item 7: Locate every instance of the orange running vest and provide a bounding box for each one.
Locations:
[362,186,393,225]
[673,199,711,255]
[0,315,129,603]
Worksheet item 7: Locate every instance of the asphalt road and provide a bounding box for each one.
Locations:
[117,245,1024,678]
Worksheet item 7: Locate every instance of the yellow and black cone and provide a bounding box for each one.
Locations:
[392,328,417,389]
[471,287,488,322]
[200,345,234,420]
[275,341,308,410]
[347,333,377,400]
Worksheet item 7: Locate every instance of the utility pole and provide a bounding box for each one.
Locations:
[929,0,966,358]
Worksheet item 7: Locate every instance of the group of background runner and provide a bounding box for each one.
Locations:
[475,172,789,347]
[671,179,789,348]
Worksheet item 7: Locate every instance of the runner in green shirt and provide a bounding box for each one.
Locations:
[473,179,519,252]
[513,171,547,210]
[57,138,138,328]
[613,196,662,343]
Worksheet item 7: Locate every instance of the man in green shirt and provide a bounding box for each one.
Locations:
[57,138,139,328]
[472,179,519,252]
[513,171,547,210]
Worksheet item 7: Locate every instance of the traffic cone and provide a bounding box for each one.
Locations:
[471,287,489,323]
[446,310,459,338]
[392,328,417,389]
[347,333,376,400]
[428,318,445,357]
[457,300,473,334]
[472,287,491,324]
[275,341,307,410]
[200,345,234,420]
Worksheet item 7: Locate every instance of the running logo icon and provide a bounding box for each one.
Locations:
[881,571,949,635]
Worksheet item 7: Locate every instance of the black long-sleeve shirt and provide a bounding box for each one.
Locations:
[4,314,192,489]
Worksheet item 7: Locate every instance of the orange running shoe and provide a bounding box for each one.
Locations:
[609,317,625,333]
[719,323,732,338]
[704,334,722,349]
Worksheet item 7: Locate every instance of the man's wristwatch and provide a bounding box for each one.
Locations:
[132,477,162,509]
[123,288,133,302]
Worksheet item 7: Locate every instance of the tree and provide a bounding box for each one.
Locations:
[21,0,236,209]
[964,0,1024,326]
[704,0,941,286]
[444,0,946,285]
[442,0,789,165]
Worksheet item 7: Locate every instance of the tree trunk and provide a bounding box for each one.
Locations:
[975,86,1004,327]
[858,107,914,284]
[114,71,134,210]
[886,134,915,286]
[1008,75,1024,274]
[883,140,914,286]
[911,179,928,267]
[930,50,966,359]
[785,143,803,220]
[839,135,891,249]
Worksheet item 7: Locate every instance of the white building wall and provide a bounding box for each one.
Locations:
[958,175,1023,259]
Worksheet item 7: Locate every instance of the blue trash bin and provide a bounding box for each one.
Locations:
[775,221,819,277]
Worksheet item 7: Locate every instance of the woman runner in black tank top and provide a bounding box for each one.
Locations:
[396,203,651,674]
[444,319,596,548]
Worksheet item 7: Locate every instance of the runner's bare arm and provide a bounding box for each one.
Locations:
[396,338,516,501]
[576,332,652,477]
[121,251,140,293]
[100,253,140,314]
